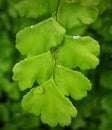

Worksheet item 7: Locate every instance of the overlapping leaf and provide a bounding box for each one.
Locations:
[8,0,58,18]
[22,78,77,127]
[16,18,66,56]
[13,52,54,91]
[56,36,99,70]
[54,65,91,100]
[57,0,99,34]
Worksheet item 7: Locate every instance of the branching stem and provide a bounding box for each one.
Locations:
[51,48,57,79]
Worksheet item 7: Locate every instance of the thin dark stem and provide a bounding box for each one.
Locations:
[56,0,60,21]
[51,48,57,78]
[52,0,60,21]
[51,0,60,79]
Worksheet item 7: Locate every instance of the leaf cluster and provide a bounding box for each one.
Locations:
[11,0,100,127]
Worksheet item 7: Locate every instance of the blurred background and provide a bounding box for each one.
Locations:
[0,0,112,130]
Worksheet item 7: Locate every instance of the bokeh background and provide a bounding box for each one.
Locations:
[0,0,112,130]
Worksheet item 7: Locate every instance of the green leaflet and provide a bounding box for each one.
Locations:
[13,51,54,91]
[16,18,66,56]
[54,65,91,100]
[56,36,99,70]
[22,78,77,127]
[8,0,58,18]
[57,0,98,34]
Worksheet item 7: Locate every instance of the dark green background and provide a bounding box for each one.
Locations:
[0,0,112,130]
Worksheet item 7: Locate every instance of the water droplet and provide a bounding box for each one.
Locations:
[34,87,44,94]
[73,35,79,39]
[30,25,33,28]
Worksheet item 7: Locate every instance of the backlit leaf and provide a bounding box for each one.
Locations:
[8,0,58,18]
[22,78,77,127]
[13,52,54,91]
[16,18,66,56]
[57,0,98,34]
[54,65,91,100]
[56,36,99,70]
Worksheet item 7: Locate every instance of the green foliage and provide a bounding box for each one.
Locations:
[13,51,54,90]
[99,95,112,130]
[8,0,58,18]
[11,0,100,127]
[22,78,77,127]
[15,18,66,56]
[57,0,99,34]
[99,70,112,89]
[1,0,112,130]
[56,36,99,69]
[0,32,14,73]
[54,66,91,100]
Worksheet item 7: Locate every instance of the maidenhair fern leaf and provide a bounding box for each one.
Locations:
[54,65,91,100]
[13,51,54,91]
[56,36,99,70]
[57,0,99,34]
[22,78,77,127]
[12,1,100,127]
[16,18,66,56]
[8,0,58,18]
